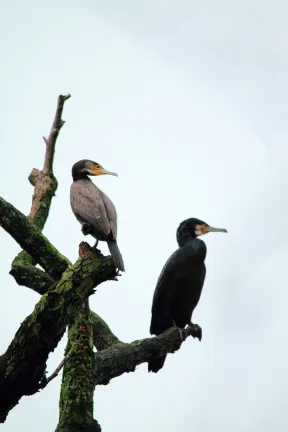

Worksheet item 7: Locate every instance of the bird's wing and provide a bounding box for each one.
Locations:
[152,249,181,309]
[70,181,111,236]
[99,189,118,239]
[150,249,183,334]
[152,246,202,309]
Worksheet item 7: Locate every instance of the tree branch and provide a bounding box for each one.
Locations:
[43,347,73,386]
[42,94,71,174]
[11,94,70,289]
[0,243,116,423]
[91,311,122,351]
[0,196,70,279]
[10,262,55,295]
[93,327,195,385]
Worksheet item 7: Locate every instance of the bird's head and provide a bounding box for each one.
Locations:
[176,217,227,246]
[72,159,118,180]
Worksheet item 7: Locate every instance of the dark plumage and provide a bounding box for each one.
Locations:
[70,159,125,272]
[148,217,227,373]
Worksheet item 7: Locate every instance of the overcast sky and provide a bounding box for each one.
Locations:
[1,1,287,431]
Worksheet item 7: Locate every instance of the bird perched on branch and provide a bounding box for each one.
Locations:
[70,159,125,272]
[148,217,227,373]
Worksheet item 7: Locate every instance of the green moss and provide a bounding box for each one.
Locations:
[32,322,42,336]
[0,196,71,279]
[56,301,99,431]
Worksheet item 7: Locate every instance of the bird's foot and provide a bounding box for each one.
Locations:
[82,223,93,236]
[39,370,48,388]
[92,241,99,252]
[187,323,202,341]
[112,270,122,281]
[173,321,186,342]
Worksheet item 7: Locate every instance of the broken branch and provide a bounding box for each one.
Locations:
[43,94,71,174]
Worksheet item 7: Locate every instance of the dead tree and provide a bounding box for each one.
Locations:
[0,94,195,431]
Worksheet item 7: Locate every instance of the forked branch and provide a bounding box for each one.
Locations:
[11,94,70,290]
[0,243,116,423]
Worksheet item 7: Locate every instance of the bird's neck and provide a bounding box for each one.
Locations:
[72,174,91,182]
[181,237,207,259]
[178,235,197,247]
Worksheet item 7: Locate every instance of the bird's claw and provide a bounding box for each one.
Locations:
[92,241,99,253]
[177,328,186,342]
[187,323,202,341]
[112,270,122,281]
[39,370,48,387]
[172,321,186,342]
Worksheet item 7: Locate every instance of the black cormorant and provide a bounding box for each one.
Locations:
[148,217,227,373]
[70,159,125,272]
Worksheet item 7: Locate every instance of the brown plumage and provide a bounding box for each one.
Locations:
[70,159,125,272]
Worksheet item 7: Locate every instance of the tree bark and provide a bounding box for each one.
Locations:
[11,94,70,287]
[0,243,116,423]
[56,302,101,432]
[0,196,70,279]
[92,327,193,385]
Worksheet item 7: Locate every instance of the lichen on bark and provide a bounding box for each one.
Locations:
[0,196,70,279]
[0,244,116,423]
[56,301,101,432]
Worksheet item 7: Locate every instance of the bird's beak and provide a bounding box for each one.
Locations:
[204,226,227,234]
[92,166,118,177]
[195,224,227,236]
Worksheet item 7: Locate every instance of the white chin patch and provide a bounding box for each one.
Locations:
[194,224,207,236]
[195,228,205,237]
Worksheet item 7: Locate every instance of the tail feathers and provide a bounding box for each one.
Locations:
[148,355,167,373]
[107,241,125,272]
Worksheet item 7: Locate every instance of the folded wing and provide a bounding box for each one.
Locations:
[70,180,117,238]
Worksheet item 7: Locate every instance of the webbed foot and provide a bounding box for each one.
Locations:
[188,323,202,341]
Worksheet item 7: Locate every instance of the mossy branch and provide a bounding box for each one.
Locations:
[10,258,55,294]
[93,327,195,385]
[0,196,70,279]
[91,311,122,350]
[0,243,116,423]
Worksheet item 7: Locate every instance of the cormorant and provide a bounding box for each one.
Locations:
[148,217,227,373]
[70,159,125,272]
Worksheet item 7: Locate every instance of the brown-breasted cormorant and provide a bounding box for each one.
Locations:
[70,159,125,272]
[148,217,227,373]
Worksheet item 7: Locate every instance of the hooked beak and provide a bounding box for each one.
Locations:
[92,166,118,177]
[195,224,228,236]
[206,226,227,233]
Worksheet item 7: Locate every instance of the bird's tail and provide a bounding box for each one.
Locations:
[148,355,167,373]
[107,241,125,272]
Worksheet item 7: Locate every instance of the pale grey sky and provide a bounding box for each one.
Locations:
[1,1,287,431]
